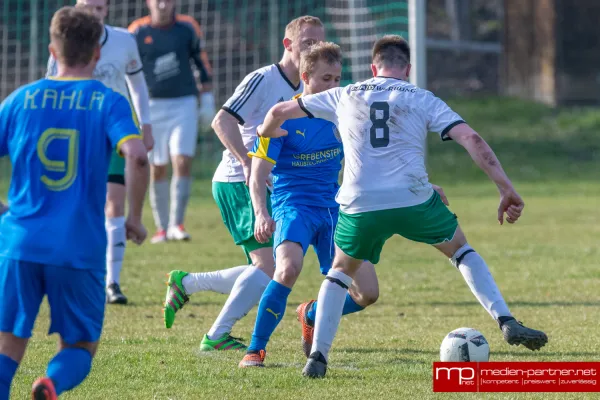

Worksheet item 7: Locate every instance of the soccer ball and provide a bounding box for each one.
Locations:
[440,327,490,362]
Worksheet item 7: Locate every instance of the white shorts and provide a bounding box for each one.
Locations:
[149,95,198,165]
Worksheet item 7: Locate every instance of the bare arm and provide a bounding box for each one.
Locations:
[120,138,150,242]
[250,157,276,243]
[448,124,512,191]
[212,110,249,165]
[250,158,274,218]
[448,123,524,224]
[258,100,308,138]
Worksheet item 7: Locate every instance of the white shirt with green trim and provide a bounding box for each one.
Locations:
[299,76,465,214]
[213,64,302,183]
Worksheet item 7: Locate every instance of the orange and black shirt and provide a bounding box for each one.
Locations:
[128,15,213,99]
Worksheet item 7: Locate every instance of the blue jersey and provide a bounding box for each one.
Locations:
[0,78,141,270]
[249,113,343,209]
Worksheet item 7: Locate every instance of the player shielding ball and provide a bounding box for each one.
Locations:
[0,7,149,399]
[47,0,154,305]
[257,35,548,378]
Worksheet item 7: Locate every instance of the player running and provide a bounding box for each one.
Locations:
[238,42,380,368]
[257,35,548,378]
[0,7,149,399]
[129,0,215,243]
[47,0,153,305]
[162,16,324,351]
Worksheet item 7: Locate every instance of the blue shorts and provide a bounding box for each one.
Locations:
[0,257,106,344]
[273,205,339,275]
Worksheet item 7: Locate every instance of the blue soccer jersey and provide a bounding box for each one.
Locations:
[0,78,141,270]
[249,115,343,209]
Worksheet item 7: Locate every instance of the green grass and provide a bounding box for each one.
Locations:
[6,97,600,399]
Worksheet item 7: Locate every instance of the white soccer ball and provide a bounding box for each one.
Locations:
[440,327,490,362]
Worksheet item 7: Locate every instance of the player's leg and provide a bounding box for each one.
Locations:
[303,246,364,378]
[395,191,547,351]
[150,163,170,242]
[239,241,304,367]
[200,184,281,352]
[166,96,198,241]
[240,207,314,367]
[105,157,128,304]
[163,182,271,338]
[148,99,171,243]
[42,265,105,397]
[433,226,548,350]
[297,208,380,357]
[0,259,44,400]
[163,182,255,328]
[298,261,380,357]
[303,209,392,378]
[0,333,28,400]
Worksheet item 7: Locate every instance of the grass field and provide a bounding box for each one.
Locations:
[5,97,600,399]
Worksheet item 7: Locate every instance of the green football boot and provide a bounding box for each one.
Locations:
[163,270,189,328]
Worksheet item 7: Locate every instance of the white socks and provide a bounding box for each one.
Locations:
[150,179,169,231]
[311,269,353,361]
[207,266,272,340]
[182,265,250,295]
[106,216,126,286]
[170,176,191,227]
[451,244,512,320]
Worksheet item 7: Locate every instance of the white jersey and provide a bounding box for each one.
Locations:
[213,64,302,182]
[47,25,143,100]
[300,76,464,214]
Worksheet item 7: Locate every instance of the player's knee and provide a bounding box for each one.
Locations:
[172,155,192,176]
[274,260,301,287]
[359,289,379,307]
[151,165,168,181]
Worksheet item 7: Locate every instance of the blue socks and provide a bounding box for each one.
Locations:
[0,354,18,400]
[248,280,291,352]
[47,348,92,395]
[307,293,364,323]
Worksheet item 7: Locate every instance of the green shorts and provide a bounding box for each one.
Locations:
[212,181,273,263]
[335,192,458,265]
[107,153,125,185]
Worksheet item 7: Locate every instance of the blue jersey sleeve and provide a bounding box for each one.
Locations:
[0,92,16,157]
[248,135,284,164]
[105,92,142,155]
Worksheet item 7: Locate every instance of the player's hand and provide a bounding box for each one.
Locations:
[254,213,276,244]
[498,188,524,225]
[257,124,288,138]
[141,124,154,151]
[125,217,147,245]
[431,184,449,206]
